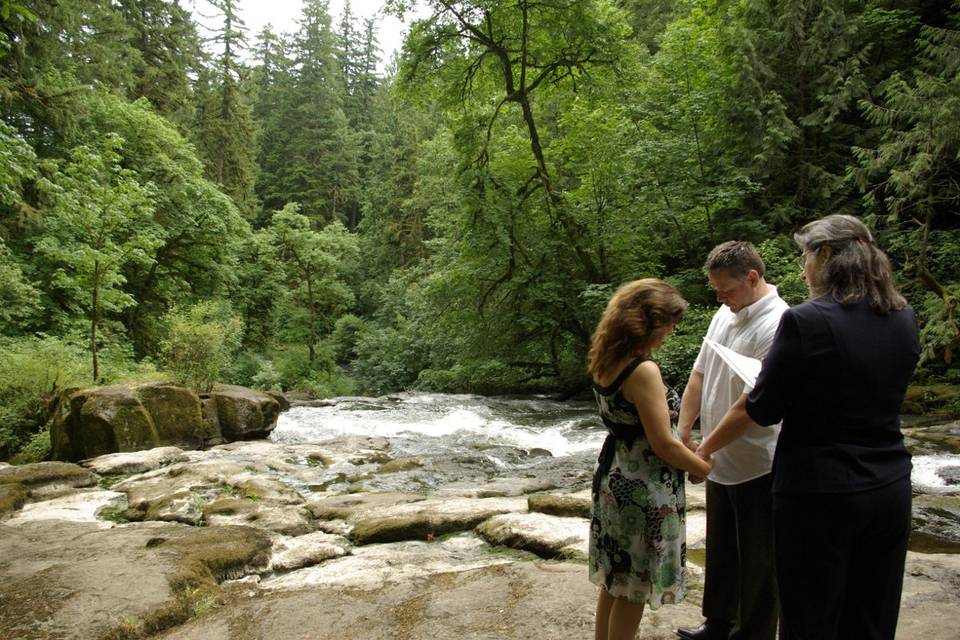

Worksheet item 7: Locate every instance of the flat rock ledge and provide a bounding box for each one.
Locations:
[477,511,589,559]
[0,444,955,640]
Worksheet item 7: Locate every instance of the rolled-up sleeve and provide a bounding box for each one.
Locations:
[746,309,801,426]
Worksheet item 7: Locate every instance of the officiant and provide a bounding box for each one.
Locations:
[675,241,789,640]
[696,216,919,640]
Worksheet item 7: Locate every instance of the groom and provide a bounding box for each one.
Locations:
[676,241,788,640]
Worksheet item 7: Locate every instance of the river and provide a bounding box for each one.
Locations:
[270,392,960,551]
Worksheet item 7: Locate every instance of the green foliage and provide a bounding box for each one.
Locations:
[0,0,956,408]
[353,318,428,394]
[331,314,367,364]
[852,19,960,367]
[416,360,526,395]
[270,343,354,397]
[0,335,87,460]
[655,305,714,390]
[10,429,51,465]
[161,302,243,393]
[755,238,808,306]
[267,203,359,362]
[34,133,160,381]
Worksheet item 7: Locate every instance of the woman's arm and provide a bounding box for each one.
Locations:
[697,394,756,458]
[623,361,713,477]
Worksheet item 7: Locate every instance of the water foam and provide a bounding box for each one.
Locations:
[912,454,960,494]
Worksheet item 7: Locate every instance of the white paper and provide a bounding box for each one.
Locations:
[704,338,762,389]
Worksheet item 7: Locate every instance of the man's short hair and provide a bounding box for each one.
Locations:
[704,240,766,278]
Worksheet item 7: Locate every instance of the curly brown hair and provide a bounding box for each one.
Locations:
[587,279,688,381]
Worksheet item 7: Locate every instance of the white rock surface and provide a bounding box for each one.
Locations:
[81,446,188,475]
[4,490,126,527]
[269,531,351,571]
[476,511,589,558]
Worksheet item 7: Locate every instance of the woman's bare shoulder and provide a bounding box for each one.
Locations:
[623,360,663,398]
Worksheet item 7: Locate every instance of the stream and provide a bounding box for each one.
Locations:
[271,393,960,552]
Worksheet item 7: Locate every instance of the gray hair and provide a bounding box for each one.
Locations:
[794,215,906,314]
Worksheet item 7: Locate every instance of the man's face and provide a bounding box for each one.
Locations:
[708,269,758,313]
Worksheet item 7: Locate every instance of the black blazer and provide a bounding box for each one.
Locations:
[746,298,920,494]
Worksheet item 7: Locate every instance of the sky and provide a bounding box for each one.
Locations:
[189,1,429,71]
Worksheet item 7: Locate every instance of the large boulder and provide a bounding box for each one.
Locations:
[50,383,207,461]
[49,383,282,462]
[208,384,282,441]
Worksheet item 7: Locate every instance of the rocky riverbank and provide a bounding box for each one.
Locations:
[1,432,959,640]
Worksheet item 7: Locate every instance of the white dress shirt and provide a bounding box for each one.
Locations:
[693,286,789,485]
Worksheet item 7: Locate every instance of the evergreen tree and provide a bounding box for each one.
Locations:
[192,0,259,220]
[115,0,204,127]
[284,0,360,224]
[853,15,960,365]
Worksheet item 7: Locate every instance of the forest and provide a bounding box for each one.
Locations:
[0,0,957,463]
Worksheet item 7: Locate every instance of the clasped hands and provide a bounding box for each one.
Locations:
[682,434,711,484]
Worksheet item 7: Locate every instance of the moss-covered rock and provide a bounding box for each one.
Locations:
[0,461,98,499]
[377,457,424,474]
[49,383,281,461]
[50,383,205,461]
[903,384,960,416]
[209,384,280,441]
[0,483,27,516]
[527,492,591,518]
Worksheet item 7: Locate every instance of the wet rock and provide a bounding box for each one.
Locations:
[528,490,591,518]
[0,483,28,516]
[4,490,126,527]
[377,457,424,473]
[476,512,589,559]
[938,465,960,486]
[269,531,351,571]
[0,520,270,640]
[306,492,527,545]
[911,494,960,553]
[81,446,188,476]
[209,384,282,441]
[349,496,527,545]
[0,461,97,499]
[115,458,308,529]
[261,534,511,592]
[437,476,560,498]
[204,498,314,536]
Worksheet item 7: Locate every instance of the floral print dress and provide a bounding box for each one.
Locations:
[588,356,686,608]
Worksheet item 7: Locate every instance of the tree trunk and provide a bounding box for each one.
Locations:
[306,273,316,362]
[91,261,100,383]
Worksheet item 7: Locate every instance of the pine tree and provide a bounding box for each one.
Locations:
[192,0,259,220]
[115,0,204,127]
[263,0,360,225]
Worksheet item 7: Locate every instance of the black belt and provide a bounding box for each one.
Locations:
[592,423,638,496]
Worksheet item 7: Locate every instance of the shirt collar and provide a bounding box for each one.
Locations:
[733,285,780,324]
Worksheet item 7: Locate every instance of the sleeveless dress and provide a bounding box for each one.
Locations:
[588,356,686,607]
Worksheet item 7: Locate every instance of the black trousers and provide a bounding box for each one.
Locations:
[773,476,912,640]
[703,474,779,640]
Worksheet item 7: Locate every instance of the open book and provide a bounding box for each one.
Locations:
[704,338,762,389]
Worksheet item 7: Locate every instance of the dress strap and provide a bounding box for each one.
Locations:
[594,355,647,394]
